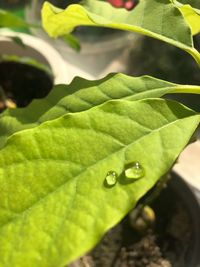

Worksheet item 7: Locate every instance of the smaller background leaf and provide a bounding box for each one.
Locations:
[179,4,200,35]
[7,36,26,48]
[62,33,81,51]
[0,74,177,148]
[0,8,30,29]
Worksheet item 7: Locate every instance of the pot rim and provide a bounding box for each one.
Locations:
[0,30,94,82]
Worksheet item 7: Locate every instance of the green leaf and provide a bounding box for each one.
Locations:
[0,98,199,267]
[41,0,200,64]
[171,0,200,35]
[7,36,26,48]
[2,73,199,149]
[62,33,81,51]
[0,9,30,29]
[1,73,200,150]
[180,5,200,35]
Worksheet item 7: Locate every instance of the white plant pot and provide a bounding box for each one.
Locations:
[26,0,141,79]
[173,140,200,191]
[0,30,93,84]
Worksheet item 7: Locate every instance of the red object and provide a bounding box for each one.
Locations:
[124,0,135,10]
[107,0,137,10]
[107,0,124,7]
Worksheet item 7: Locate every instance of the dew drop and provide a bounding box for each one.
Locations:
[105,171,118,186]
[125,162,145,179]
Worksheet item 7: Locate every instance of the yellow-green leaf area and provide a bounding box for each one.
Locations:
[1,73,200,150]
[0,74,178,149]
[0,99,199,267]
[179,4,200,35]
[42,0,200,64]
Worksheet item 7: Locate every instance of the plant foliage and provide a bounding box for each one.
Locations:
[0,99,199,267]
[1,73,200,149]
[42,0,200,64]
[0,0,200,266]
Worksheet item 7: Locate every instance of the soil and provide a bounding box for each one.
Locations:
[70,179,194,267]
[0,61,53,111]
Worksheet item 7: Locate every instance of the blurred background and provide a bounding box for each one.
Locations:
[2,0,200,109]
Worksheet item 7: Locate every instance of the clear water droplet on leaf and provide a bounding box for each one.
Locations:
[125,162,145,179]
[105,171,118,186]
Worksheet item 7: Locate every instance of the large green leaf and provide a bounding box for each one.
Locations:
[0,98,199,267]
[1,73,200,149]
[42,0,200,64]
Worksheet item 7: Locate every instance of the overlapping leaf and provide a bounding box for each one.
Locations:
[171,0,200,35]
[180,5,200,35]
[2,73,200,149]
[42,0,200,64]
[0,98,199,267]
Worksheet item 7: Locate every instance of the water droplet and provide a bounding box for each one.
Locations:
[125,162,145,179]
[105,171,118,186]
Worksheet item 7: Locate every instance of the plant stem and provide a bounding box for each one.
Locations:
[171,85,200,94]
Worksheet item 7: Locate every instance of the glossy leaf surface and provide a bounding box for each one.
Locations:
[0,99,199,267]
[1,73,200,150]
